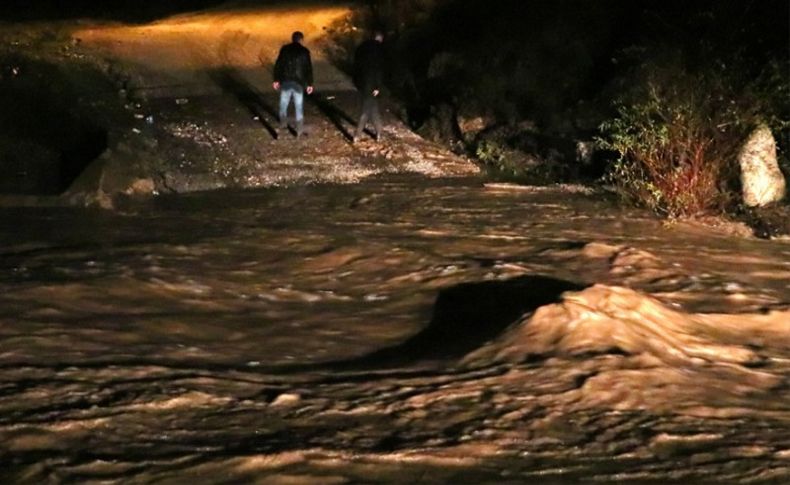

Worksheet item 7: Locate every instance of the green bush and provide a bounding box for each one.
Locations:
[597,60,786,218]
[474,139,507,166]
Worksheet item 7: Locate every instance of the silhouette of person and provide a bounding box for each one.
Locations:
[352,31,385,143]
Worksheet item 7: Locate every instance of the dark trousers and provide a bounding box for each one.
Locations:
[355,94,382,139]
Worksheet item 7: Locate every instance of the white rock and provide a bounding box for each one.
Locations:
[739,124,786,207]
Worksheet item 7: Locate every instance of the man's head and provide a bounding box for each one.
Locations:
[373,31,384,43]
[292,31,304,43]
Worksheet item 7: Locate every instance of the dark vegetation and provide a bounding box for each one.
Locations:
[0,30,124,195]
[330,0,789,217]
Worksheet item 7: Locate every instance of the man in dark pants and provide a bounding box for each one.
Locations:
[352,31,385,143]
[273,31,314,138]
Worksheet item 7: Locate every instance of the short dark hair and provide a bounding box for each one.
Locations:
[292,31,304,43]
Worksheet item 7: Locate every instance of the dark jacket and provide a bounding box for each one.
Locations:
[353,39,385,94]
[274,42,313,87]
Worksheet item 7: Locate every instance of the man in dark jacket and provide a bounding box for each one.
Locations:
[273,31,314,137]
[352,31,385,143]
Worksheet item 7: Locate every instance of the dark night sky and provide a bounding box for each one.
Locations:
[0,1,352,18]
[0,0,232,21]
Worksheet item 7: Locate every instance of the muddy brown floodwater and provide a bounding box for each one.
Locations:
[1,176,789,483]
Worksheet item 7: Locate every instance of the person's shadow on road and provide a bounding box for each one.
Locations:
[308,92,356,143]
[207,67,279,139]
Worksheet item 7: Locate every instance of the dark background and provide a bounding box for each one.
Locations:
[0,0,229,21]
[0,1,354,21]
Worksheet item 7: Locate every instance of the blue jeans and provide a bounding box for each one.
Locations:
[279,81,304,125]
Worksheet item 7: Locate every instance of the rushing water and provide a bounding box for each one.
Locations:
[1,176,789,483]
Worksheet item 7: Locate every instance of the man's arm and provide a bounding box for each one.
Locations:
[372,45,385,96]
[305,50,314,94]
[272,47,284,90]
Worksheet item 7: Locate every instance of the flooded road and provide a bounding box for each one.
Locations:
[1,176,789,483]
